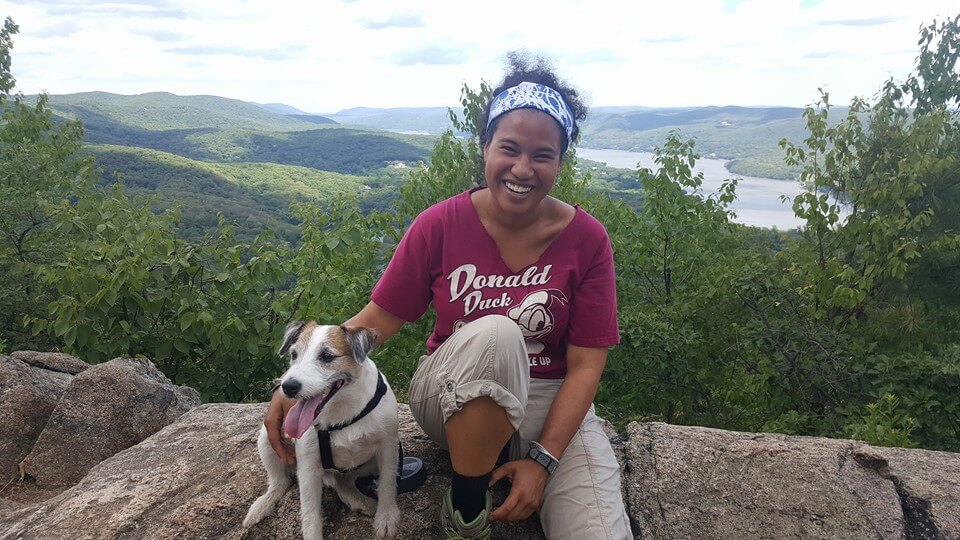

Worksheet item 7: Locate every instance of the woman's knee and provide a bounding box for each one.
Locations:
[458,315,524,349]
[451,315,527,373]
[482,314,525,344]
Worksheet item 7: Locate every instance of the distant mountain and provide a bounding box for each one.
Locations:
[286,114,338,125]
[31,91,436,239]
[322,103,808,178]
[40,91,431,175]
[579,105,817,180]
[42,92,322,132]
[591,106,661,114]
[38,89,811,242]
[251,101,308,115]
[249,103,339,125]
[327,107,453,135]
[584,105,803,133]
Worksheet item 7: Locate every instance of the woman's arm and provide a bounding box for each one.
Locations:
[264,301,406,463]
[343,300,406,346]
[489,344,607,521]
[538,345,607,457]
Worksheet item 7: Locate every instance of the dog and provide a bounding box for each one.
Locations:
[243,321,400,539]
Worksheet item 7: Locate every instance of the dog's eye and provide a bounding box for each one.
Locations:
[290,350,298,361]
[319,351,336,362]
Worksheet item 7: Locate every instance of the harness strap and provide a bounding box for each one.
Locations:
[317,372,388,471]
[318,430,335,470]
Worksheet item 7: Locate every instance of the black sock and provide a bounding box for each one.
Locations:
[451,470,491,523]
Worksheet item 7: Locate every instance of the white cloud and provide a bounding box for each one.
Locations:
[0,0,956,111]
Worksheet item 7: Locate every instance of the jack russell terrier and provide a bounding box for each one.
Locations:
[244,322,400,539]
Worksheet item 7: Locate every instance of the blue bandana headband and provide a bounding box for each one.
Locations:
[486,81,575,143]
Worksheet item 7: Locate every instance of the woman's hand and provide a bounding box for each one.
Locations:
[265,388,297,464]
[488,459,549,522]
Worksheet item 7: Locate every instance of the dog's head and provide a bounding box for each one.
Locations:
[276,321,379,438]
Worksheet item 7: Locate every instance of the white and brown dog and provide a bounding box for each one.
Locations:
[243,322,400,539]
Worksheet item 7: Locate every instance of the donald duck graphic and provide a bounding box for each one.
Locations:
[506,289,568,355]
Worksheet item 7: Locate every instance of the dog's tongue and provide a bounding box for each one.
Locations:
[283,392,325,439]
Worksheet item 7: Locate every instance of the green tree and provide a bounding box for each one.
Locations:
[0,17,95,349]
[590,133,766,428]
[749,14,960,448]
[27,179,293,401]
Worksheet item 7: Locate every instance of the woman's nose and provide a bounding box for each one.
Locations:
[511,155,533,178]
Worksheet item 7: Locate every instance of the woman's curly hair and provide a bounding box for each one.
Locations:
[480,51,588,155]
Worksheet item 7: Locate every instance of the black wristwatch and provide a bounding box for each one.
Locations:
[526,441,559,475]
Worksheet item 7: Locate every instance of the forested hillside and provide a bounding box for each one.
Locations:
[89,145,368,240]
[582,105,816,179]
[2,14,959,457]
[31,92,436,237]
[323,103,814,179]
[43,91,323,131]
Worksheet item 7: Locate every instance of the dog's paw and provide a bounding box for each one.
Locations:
[344,494,376,516]
[373,505,400,538]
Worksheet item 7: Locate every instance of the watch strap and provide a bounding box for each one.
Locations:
[526,441,559,474]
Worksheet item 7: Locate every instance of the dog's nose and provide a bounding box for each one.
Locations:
[281,379,301,398]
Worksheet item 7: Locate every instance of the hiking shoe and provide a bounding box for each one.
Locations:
[441,487,492,539]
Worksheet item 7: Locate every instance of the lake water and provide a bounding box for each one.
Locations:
[577,148,805,230]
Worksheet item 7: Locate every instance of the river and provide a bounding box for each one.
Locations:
[577,148,805,230]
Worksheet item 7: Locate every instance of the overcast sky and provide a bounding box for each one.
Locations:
[1,0,956,113]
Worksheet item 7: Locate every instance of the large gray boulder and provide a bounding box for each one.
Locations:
[19,357,201,488]
[0,403,543,539]
[2,399,959,539]
[9,351,90,375]
[0,355,77,484]
[623,422,959,539]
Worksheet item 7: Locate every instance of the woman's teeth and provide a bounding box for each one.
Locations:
[505,181,533,194]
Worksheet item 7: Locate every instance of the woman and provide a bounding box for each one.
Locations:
[264,55,632,540]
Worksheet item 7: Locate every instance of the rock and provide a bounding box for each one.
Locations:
[0,355,74,484]
[0,403,544,539]
[19,357,201,488]
[3,395,960,539]
[10,350,89,375]
[622,422,960,539]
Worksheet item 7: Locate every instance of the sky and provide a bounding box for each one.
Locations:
[1,0,957,113]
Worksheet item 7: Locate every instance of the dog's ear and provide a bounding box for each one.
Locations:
[340,325,379,363]
[278,321,305,357]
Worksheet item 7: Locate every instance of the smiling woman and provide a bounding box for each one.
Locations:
[265,51,632,540]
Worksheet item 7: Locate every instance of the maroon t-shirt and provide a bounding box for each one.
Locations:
[372,187,619,379]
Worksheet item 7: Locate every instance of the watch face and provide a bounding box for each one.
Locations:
[528,446,558,474]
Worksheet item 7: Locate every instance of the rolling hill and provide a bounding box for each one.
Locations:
[37,90,816,245]
[88,144,371,241]
[319,103,815,179]
[31,92,437,240]
[42,92,434,176]
[43,92,324,132]
[326,106,455,135]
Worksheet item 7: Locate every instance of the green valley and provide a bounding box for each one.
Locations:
[32,92,436,240]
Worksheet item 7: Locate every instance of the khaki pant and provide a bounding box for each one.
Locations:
[408,315,632,540]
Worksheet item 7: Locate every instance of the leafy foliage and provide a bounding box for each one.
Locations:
[0,17,95,350]
[3,15,960,456]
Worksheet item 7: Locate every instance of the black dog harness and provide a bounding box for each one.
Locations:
[316,371,388,472]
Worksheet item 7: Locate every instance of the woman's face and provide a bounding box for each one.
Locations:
[482,108,563,219]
